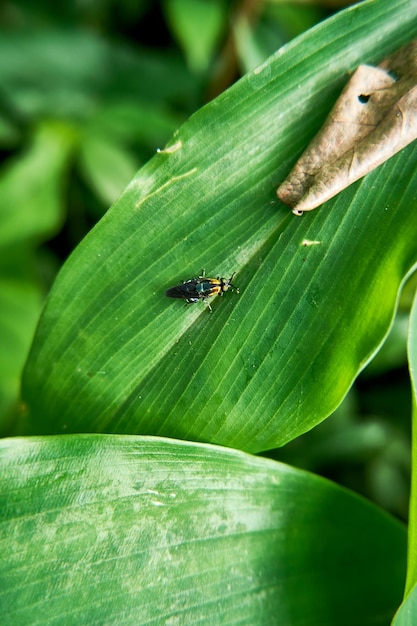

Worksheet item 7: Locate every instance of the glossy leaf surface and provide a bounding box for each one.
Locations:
[0,435,406,625]
[22,0,417,451]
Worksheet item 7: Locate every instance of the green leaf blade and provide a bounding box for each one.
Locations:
[21,0,417,451]
[0,435,407,625]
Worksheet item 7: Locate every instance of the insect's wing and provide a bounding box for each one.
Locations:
[165,285,189,299]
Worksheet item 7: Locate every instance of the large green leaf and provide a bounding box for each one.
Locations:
[0,435,406,625]
[22,0,417,451]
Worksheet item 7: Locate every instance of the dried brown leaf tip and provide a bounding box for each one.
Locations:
[277,40,417,216]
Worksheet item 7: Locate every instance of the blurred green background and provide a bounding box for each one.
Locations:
[0,0,411,520]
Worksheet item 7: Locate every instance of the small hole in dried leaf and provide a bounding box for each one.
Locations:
[358,94,370,103]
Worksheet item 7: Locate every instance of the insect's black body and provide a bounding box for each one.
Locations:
[166,270,238,312]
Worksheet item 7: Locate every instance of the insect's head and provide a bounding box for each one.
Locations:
[220,273,239,294]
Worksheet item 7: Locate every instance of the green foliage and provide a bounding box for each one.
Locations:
[0,20,190,432]
[20,0,417,455]
[0,435,407,625]
[1,0,417,624]
[0,121,74,426]
[164,0,227,73]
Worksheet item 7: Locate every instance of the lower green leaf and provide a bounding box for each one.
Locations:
[0,435,406,625]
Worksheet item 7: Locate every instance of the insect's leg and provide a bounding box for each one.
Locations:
[200,296,212,313]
